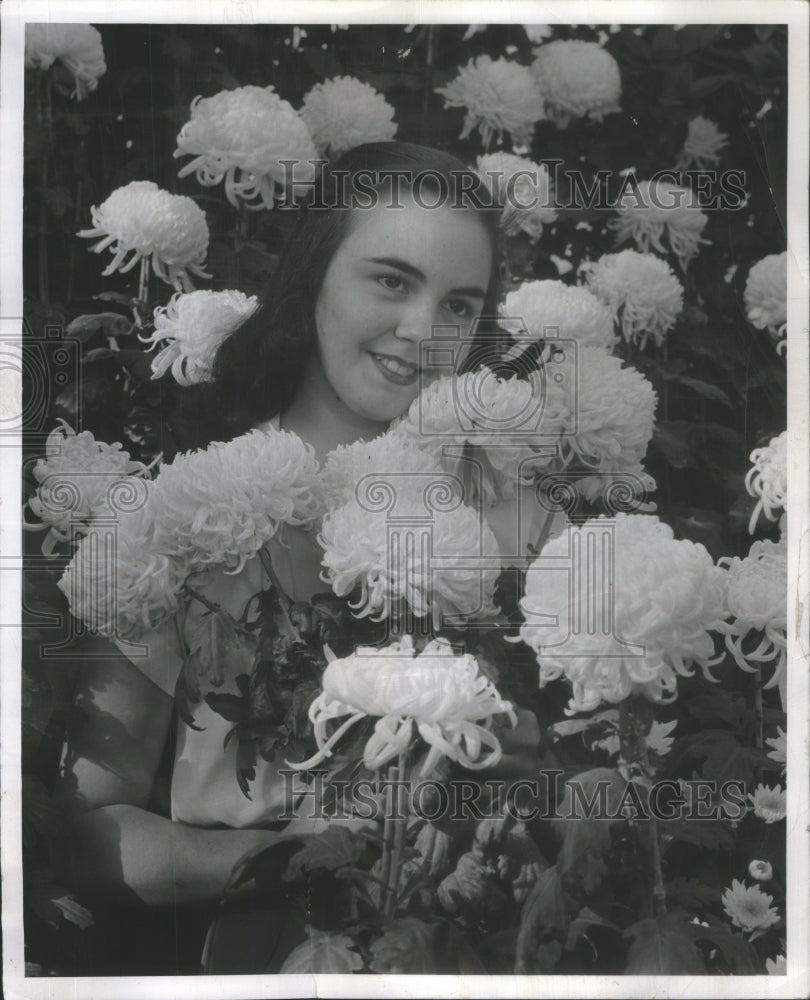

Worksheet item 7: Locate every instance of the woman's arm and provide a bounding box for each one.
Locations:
[52,646,289,907]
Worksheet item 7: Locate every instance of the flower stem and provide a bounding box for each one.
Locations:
[257,546,300,642]
[37,73,53,306]
[378,760,397,912]
[183,584,223,616]
[384,747,409,919]
[419,26,439,144]
[753,664,764,749]
[134,256,150,327]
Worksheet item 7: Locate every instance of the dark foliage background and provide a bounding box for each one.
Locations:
[20,21,788,976]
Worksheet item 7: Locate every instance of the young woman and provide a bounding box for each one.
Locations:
[53,143,546,971]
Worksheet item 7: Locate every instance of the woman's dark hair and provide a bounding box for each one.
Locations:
[173,142,505,451]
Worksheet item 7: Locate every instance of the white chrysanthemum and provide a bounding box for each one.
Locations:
[319,431,444,513]
[744,252,787,346]
[749,860,773,882]
[530,40,621,128]
[745,430,787,533]
[152,428,320,573]
[25,24,106,100]
[319,477,501,625]
[749,784,786,824]
[608,179,709,270]
[524,25,553,45]
[579,250,684,348]
[300,76,397,155]
[722,880,779,934]
[519,514,727,712]
[394,371,567,501]
[676,115,728,170]
[559,347,657,478]
[436,56,545,148]
[58,482,186,638]
[476,152,557,239]
[142,289,258,385]
[77,181,211,292]
[501,280,616,350]
[27,420,149,555]
[718,537,786,694]
[174,85,318,209]
[289,635,516,777]
[767,955,786,975]
[766,726,786,773]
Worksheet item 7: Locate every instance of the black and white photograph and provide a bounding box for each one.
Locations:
[1,1,808,996]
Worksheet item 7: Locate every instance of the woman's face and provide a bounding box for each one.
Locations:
[313,191,493,424]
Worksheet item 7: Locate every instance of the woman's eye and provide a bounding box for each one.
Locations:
[444,298,472,318]
[377,274,406,292]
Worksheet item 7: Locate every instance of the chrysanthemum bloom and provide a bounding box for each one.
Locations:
[77,180,211,292]
[767,955,787,975]
[58,482,187,638]
[174,85,318,209]
[523,25,553,45]
[476,152,557,240]
[722,879,780,934]
[579,250,684,348]
[318,432,443,513]
[558,346,657,480]
[749,860,773,882]
[749,783,787,824]
[300,76,397,155]
[393,371,567,502]
[25,24,106,100]
[718,537,786,696]
[319,475,501,624]
[152,428,320,573]
[27,420,149,556]
[288,635,516,776]
[608,179,709,270]
[744,251,787,346]
[676,115,728,171]
[530,40,621,128]
[142,289,258,385]
[745,430,787,533]
[501,279,616,350]
[519,513,727,713]
[766,726,787,773]
[436,56,545,148]
[280,928,364,974]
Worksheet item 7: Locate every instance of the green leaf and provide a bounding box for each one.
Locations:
[204,692,247,724]
[280,928,364,973]
[623,916,705,974]
[666,877,722,910]
[283,825,367,881]
[652,422,698,469]
[691,917,761,973]
[661,818,735,853]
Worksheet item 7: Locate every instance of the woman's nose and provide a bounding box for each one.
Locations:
[394,296,439,344]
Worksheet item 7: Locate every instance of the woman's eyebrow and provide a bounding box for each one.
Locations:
[364,256,486,299]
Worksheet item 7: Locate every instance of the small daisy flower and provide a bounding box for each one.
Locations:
[748,859,773,882]
[77,180,211,292]
[721,879,779,934]
[749,784,787,824]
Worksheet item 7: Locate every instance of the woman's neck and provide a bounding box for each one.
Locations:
[280,354,389,460]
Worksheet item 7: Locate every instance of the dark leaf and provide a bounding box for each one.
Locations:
[204,691,247,724]
[283,825,367,880]
[652,422,698,469]
[661,818,735,853]
[674,375,733,407]
[228,837,305,894]
[666,877,723,910]
[623,916,705,974]
[515,865,571,973]
[692,918,762,973]
[66,312,133,342]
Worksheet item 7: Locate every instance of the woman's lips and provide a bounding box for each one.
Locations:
[369,351,419,386]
